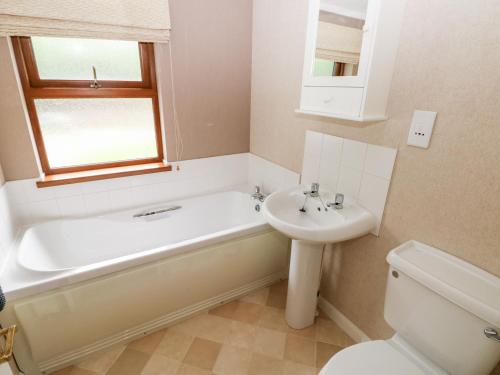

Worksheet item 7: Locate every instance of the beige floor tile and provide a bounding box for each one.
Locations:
[176,364,212,375]
[224,321,256,350]
[209,301,239,320]
[232,302,263,324]
[315,319,355,347]
[283,361,316,375]
[71,369,101,375]
[315,342,343,369]
[287,324,316,340]
[107,348,150,375]
[317,308,331,321]
[269,280,288,295]
[155,330,195,361]
[51,368,99,375]
[257,306,288,332]
[213,345,252,375]
[75,345,125,374]
[183,338,221,371]
[266,289,287,309]
[141,354,180,375]
[129,330,167,355]
[170,314,207,337]
[196,314,232,343]
[247,353,284,375]
[284,334,316,367]
[239,288,269,305]
[253,327,286,359]
[49,367,74,375]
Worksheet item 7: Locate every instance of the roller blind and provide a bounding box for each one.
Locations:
[316,21,362,64]
[0,0,171,42]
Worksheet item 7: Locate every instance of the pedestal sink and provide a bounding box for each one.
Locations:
[262,186,376,329]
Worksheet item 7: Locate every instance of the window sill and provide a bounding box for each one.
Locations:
[36,162,172,188]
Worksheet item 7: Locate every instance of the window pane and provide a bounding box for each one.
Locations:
[34,98,158,168]
[31,37,142,81]
[314,58,334,76]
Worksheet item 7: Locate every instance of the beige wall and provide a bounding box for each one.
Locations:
[251,0,500,344]
[0,163,5,186]
[0,0,252,180]
[160,0,252,161]
[0,38,40,181]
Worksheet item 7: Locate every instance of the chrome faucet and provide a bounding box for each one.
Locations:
[327,193,344,210]
[251,185,266,202]
[304,182,320,198]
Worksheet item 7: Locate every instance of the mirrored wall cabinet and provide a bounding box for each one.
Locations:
[297,0,407,122]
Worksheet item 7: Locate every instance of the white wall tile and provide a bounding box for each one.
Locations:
[57,195,86,217]
[109,188,137,211]
[51,183,84,199]
[336,166,363,199]
[364,144,397,180]
[12,204,33,226]
[301,131,323,185]
[248,154,299,194]
[341,139,368,171]
[4,153,296,229]
[0,185,17,269]
[358,173,391,234]
[300,131,397,236]
[319,135,343,191]
[83,191,111,216]
[23,179,56,202]
[30,201,60,223]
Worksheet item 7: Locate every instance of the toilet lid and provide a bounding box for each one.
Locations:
[320,340,429,375]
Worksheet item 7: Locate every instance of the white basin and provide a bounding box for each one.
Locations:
[262,186,376,329]
[262,187,375,243]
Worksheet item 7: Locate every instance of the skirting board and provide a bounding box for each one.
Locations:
[318,296,371,343]
[40,272,287,373]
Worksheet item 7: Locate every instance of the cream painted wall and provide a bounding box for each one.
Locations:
[251,0,500,345]
[0,0,252,180]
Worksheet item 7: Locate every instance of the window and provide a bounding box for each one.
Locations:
[12,36,168,182]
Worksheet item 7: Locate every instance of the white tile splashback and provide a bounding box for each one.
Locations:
[248,154,300,194]
[5,153,300,227]
[6,153,250,226]
[0,184,17,270]
[301,131,397,235]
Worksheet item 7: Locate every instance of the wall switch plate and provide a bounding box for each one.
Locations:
[407,110,437,149]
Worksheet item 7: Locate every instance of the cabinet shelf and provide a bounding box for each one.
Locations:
[295,109,387,123]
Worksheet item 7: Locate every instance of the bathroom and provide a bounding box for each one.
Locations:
[0,0,499,374]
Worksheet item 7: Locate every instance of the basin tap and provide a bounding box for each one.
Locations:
[251,185,266,202]
[327,193,344,209]
[304,182,320,198]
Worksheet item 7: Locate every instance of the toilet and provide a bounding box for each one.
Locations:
[320,240,500,375]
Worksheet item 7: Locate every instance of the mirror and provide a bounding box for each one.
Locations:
[313,0,368,77]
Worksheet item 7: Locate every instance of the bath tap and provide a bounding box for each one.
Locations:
[303,182,320,198]
[300,183,329,212]
[327,193,344,210]
[251,185,266,202]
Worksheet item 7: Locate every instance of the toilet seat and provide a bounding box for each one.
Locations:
[319,340,430,375]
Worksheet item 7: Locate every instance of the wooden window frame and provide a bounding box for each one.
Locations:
[11,36,166,177]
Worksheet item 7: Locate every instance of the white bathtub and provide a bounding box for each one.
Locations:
[17,190,265,272]
[0,189,290,374]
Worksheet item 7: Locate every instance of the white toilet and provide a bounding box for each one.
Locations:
[320,240,500,375]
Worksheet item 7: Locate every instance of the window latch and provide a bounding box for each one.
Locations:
[90,66,102,89]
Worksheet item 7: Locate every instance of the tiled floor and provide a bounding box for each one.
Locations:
[51,280,355,375]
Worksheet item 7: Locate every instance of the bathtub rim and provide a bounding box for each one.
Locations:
[1,191,271,301]
[15,189,262,273]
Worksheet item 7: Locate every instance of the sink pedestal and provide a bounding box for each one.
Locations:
[285,240,324,329]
